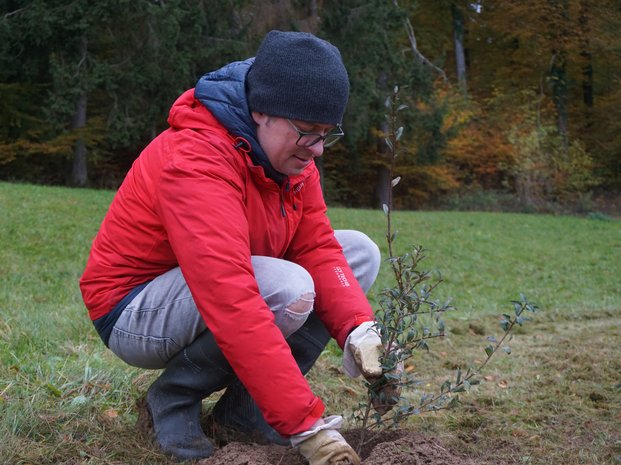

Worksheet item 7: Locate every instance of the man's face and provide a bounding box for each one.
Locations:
[252,112,335,177]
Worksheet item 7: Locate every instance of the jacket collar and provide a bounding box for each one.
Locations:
[194,58,286,186]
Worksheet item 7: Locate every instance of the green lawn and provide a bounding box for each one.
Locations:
[1,182,619,464]
[330,207,620,317]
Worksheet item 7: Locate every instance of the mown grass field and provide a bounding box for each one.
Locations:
[1,181,619,464]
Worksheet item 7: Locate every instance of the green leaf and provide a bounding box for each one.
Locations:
[392,176,401,187]
[382,203,389,216]
[441,380,451,393]
[514,301,523,316]
[396,126,404,141]
[484,344,494,357]
[503,346,512,354]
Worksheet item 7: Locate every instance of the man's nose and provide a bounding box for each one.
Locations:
[307,141,325,158]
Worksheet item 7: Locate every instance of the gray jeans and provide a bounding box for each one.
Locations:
[108,229,381,369]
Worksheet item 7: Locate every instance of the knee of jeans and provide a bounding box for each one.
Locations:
[287,292,314,314]
[275,292,314,338]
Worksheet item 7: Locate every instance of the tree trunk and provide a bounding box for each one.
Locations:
[71,92,88,186]
[69,35,89,186]
[550,51,569,156]
[581,54,593,108]
[548,0,570,156]
[579,1,593,110]
[451,2,467,94]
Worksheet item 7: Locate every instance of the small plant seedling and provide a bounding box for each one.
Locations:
[354,86,539,452]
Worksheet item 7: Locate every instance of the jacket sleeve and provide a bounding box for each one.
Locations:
[284,168,375,348]
[155,132,323,436]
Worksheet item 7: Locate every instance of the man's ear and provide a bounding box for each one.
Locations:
[251,111,267,126]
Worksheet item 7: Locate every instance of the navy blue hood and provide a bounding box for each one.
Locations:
[194,59,285,185]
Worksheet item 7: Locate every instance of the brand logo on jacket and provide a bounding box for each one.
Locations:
[333,266,350,287]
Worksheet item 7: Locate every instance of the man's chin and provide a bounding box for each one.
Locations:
[286,159,312,176]
[285,168,305,177]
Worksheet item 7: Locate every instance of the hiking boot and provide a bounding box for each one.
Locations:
[146,329,233,461]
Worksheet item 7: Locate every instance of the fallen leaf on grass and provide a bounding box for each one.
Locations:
[497,380,509,389]
[103,408,119,419]
[511,428,529,437]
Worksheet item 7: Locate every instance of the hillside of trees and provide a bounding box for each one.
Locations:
[2,0,619,212]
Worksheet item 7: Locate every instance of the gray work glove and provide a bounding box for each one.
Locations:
[342,321,403,415]
[297,429,360,465]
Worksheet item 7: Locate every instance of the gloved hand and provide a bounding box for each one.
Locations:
[343,321,403,415]
[297,429,361,465]
[342,321,383,378]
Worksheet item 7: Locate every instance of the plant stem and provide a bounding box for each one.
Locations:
[356,397,374,455]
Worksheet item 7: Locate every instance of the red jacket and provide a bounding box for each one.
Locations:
[80,89,374,436]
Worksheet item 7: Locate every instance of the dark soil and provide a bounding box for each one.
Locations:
[197,428,476,465]
[136,398,476,465]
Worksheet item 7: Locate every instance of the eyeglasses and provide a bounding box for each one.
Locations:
[286,119,344,148]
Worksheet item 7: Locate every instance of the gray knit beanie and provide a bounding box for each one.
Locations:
[247,30,349,126]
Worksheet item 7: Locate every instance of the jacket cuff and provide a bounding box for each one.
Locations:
[283,396,325,437]
[290,415,344,447]
[335,314,374,349]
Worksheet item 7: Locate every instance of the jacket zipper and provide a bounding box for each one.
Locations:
[280,181,290,217]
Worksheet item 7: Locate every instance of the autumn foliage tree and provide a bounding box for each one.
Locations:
[1,0,619,210]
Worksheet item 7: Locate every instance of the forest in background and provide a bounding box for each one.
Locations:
[1,0,620,212]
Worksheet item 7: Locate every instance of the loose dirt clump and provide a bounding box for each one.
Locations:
[348,430,477,465]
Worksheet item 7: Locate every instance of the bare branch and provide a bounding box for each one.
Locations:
[4,7,26,19]
[392,0,448,83]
